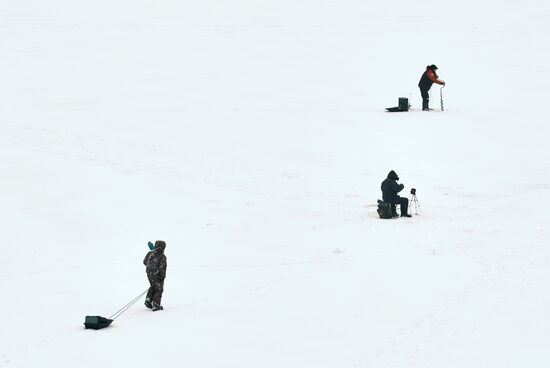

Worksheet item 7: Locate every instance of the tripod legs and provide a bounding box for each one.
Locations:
[410,194,421,215]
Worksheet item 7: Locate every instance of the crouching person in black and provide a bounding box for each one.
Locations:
[144,240,167,311]
[381,170,411,218]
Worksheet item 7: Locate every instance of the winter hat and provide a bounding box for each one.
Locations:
[428,64,438,70]
[155,240,166,251]
[387,170,399,180]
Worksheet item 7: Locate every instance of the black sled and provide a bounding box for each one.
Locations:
[84,316,113,330]
[386,97,409,112]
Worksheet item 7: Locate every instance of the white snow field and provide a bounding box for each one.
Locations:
[1,0,549,367]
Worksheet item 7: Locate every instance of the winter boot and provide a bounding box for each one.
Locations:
[401,205,412,218]
[152,302,164,311]
[422,99,430,111]
[144,298,153,309]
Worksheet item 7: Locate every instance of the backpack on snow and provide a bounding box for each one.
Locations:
[377,200,393,219]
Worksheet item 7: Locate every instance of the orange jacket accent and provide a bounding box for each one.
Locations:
[427,69,444,85]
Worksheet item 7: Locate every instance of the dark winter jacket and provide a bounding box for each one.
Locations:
[144,247,167,280]
[381,170,404,203]
[418,67,444,91]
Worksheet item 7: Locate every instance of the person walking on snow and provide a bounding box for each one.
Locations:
[381,170,411,217]
[144,240,167,311]
[418,64,445,111]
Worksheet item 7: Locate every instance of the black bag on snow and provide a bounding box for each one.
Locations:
[377,200,393,219]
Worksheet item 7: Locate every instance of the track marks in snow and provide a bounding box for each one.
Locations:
[353,240,542,368]
[1,329,81,368]
[168,250,347,317]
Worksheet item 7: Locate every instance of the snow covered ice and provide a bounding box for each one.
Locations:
[1,0,549,367]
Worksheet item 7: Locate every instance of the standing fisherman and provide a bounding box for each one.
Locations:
[144,240,167,311]
[418,65,445,111]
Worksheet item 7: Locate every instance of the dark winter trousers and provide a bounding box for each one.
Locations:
[388,197,409,216]
[419,87,430,110]
[146,273,165,306]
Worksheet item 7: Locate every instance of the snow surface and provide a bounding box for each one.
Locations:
[1,0,549,367]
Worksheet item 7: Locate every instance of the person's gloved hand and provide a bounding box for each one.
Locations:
[148,241,155,250]
[441,80,446,86]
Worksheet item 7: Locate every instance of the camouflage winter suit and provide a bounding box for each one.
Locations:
[144,243,167,306]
